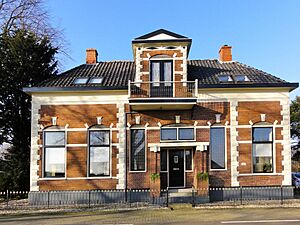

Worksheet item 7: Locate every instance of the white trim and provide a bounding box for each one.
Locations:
[67,144,87,147]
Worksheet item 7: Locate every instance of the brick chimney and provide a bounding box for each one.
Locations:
[86,48,98,64]
[219,45,232,62]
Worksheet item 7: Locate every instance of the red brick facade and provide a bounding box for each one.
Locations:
[34,99,286,191]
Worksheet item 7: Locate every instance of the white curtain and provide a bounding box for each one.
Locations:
[152,62,160,86]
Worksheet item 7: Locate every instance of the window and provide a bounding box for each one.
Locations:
[179,128,194,140]
[252,127,273,173]
[218,75,233,82]
[88,77,103,84]
[161,127,194,141]
[210,127,225,169]
[89,130,110,176]
[235,75,249,82]
[185,149,192,170]
[150,60,172,86]
[44,131,65,177]
[161,128,177,140]
[131,129,146,171]
[74,77,88,84]
[160,150,167,171]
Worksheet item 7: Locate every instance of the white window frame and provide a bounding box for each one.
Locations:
[209,126,227,171]
[42,127,67,179]
[87,128,112,178]
[251,125,275,174]
[129,128,147,173]
[160,127,196,142]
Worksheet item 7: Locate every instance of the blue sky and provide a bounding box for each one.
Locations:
[47,0,300,98]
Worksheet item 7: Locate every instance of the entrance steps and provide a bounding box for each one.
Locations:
[162,188,209,204]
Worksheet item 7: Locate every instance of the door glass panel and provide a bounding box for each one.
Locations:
[185,149,192,170]
[164,62,172,86]
[161,150,167,171]
[151,62,160,87]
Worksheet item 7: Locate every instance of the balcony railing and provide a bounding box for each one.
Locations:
[129,80,198,98]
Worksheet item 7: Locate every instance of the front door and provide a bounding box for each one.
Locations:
[169,150,184,187]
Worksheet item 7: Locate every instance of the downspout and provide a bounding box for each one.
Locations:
[124,110,138,202]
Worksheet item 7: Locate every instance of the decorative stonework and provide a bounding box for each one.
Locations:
[116,102,126,189]
[280,99,291,185]
[30,96,42,191]
[230,100,239,186]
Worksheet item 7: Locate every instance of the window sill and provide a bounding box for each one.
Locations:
[129,170,147,173]
[238,173,282,176]
[210,169,227,171]
[39,177,117,180]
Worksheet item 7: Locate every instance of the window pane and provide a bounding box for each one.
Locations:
[161,150,167,171]
[45,147,65,177]
[45,132,65,146]
[185,150,192,170]
[210,127,225,169]
[253,143,272,173]
[161,128,177,140]
[253,128,273,142]
[164,62,172,86]
[90,131,109,145]
[151,62,160,86]
[131,129,145,171]
[179,128,194,140]
[89,147,110,176]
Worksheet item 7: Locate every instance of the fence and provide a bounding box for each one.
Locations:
[0,186,299,209]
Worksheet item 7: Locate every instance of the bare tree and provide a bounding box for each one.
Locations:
[0,0,65,50]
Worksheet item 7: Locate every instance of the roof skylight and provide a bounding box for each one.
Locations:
[74,78,88,84]
[235,75,250,82]
[89,77,103,84]
[218,75,233,82]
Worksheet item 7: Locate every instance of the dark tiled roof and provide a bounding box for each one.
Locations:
[188,59,287,84]
[38,61,135,88]
[31,59,297,90]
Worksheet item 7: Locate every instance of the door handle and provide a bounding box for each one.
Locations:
[173,168,179,171]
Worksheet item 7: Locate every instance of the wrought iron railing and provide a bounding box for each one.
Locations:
[129,80,198,98]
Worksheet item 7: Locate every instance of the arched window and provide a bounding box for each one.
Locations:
[43,126,66,178]
[88,125,110,177]
[252,122,273,173]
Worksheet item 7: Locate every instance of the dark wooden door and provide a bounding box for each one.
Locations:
[169,150,184,187]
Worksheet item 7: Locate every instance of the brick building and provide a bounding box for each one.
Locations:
[24,29,298,198]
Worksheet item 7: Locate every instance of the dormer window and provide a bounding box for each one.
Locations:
[218,75,233,82]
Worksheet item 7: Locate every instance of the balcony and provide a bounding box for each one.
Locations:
[128,80,198,110]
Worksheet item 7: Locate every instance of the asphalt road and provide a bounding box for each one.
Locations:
[1,206,300,225]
